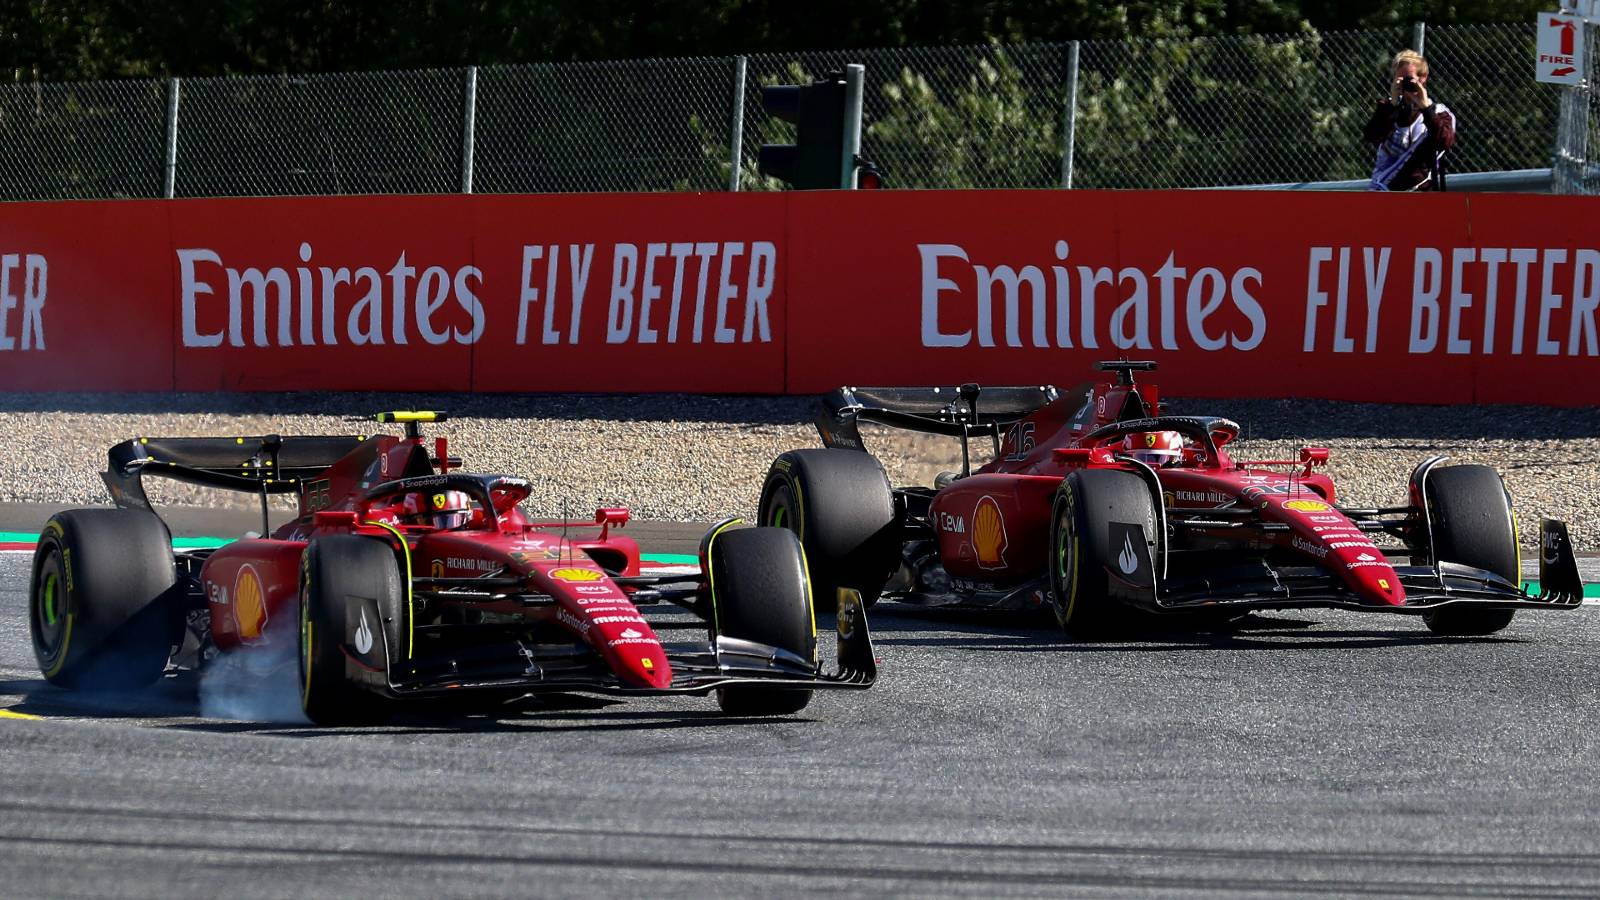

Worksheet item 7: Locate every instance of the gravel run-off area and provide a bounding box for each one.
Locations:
[0,391,1596,550]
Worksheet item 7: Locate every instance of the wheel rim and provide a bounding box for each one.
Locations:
[299,582,315,711]
[41,571,59,627]
[31,555,71,673]
[1052,502,1077,627]
[766,485,795,535]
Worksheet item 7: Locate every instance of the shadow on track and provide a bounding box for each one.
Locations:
[166,707,815,737]
[0,675,815,734]
[867,606,1525,652]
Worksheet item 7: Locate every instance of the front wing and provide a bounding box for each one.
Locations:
[368,591,877,700]
[1144,518,1585,616]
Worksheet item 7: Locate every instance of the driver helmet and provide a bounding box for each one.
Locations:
[404,489,474,529]
[1122,430,1184,467]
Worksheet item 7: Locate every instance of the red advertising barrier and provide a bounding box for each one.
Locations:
[469,193,785,394]
[786,190,1600,405]
[0,190,1595,403]
[0,200,173,391]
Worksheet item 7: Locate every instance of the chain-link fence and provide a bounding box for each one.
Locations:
[0,21,1590,201]
[475,56,738,193]
[1553,20,1600,194]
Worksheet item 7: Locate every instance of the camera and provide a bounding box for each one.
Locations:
[1400,76,1420,93]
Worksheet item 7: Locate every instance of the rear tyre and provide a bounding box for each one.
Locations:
[299,535,406,725]
[1047,470,1157,640]
[759,449,898,609]
[29,509,177,689]
[1422,465,1519,637]
[709,527,817,716]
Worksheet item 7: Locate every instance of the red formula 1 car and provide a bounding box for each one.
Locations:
[28,412,874,724]
[759,361,1584,637]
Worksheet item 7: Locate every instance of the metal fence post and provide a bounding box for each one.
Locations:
[1554,76,1589,195]
[1412,21,1426,55]
[162,77,181,199]
[843,63,865,188]
[728,56,747,191]
[460,66,478,194]
[1060,41,1080,189]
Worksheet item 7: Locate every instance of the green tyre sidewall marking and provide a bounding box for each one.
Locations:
[42,571,58,626]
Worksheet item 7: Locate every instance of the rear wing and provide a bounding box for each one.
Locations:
[103,434,374,512]
[815,383,1073,451]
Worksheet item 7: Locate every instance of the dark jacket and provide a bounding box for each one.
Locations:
[1363,98,1456,191]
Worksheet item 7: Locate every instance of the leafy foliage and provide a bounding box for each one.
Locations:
[0,1,1557,81]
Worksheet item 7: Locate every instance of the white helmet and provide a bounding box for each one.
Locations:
[1122,430,1184,467]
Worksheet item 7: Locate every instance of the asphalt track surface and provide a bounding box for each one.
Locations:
[4,519,1600,896]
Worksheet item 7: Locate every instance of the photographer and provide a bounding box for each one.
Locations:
[1363,50,1456,191]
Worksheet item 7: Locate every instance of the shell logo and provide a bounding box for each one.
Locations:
[234,564,268,641]
[973,495,1009,569]
[430,559,445,577]
[1284,499,1331,513]
[550,567,604,583]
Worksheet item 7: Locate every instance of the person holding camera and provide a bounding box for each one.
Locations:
[1363,50,1456,191]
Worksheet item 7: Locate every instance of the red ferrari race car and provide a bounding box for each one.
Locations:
[28,412,874,724]
[759,360,1584,637]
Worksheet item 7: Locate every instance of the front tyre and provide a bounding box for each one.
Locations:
[299,535,405,725]
[1047,470,1156,640]
[29,509,177,689]
[1422,465,1520,637]
[759,449,898,609]
[708,527,817,716]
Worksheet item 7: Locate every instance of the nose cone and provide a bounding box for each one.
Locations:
[1275,498,1406,606]
[539,561,674,689]
[611,638,673,689]
[1338,549,1406,606]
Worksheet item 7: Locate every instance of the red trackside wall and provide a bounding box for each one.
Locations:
[0,191,1594,404]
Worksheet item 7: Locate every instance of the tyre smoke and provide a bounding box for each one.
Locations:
[197,612,309,724]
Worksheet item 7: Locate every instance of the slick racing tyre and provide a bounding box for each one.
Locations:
[29,509,178,689]
[759,449,899,609]
[1421,465,1520,637]
[1048,470,1157,640]
[708,527,817,716]
[299,535,406,725]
